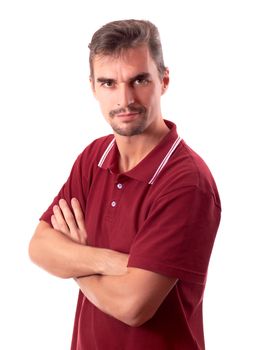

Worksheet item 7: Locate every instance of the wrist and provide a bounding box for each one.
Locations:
[97,249,129,276]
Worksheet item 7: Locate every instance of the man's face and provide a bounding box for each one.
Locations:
[91,45,169,137]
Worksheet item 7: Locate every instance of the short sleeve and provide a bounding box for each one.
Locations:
[40,152,88,225]
[127,186,221,284]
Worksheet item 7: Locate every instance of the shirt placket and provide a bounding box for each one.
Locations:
[111,177,125,206]
[106,175,126,223]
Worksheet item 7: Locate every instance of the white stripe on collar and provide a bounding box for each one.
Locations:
[98,136,182,184]
[148,136,182,185]
[98,138,115,168]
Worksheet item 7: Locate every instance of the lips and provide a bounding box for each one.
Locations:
[115,112,141,121]
[117,112,140,117]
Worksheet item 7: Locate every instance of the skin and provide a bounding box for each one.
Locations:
[91,45,170,172]
[29,201,128,278]
[29,44,177,327]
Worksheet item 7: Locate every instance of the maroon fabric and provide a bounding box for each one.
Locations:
[40,121,221,350]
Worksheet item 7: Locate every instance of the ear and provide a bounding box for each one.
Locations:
[161,68,169,95]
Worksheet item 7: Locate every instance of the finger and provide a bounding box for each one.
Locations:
[71,198,86,231]
[51,214,60,230]
[58,199,79,238]
[71,198,88,244]
[53,204,69,234]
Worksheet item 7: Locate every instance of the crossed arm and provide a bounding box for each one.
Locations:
[29,198,177,326]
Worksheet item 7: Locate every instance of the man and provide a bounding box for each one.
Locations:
[29,19,221,349]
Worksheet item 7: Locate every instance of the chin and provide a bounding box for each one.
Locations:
[112,124,147,137]
[111,118,148,137]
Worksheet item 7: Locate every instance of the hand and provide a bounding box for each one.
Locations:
[101,250,129,276]
[51,198,87,244]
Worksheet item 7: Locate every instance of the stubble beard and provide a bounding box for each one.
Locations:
[109,106,148,137]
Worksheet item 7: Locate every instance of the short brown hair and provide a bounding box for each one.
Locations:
[88,19,166,80]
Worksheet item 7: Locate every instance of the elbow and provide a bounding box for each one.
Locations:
[122,311,153,327]
[28,236,45,269]
[120,312,153,328]
[28,224,46,266]
[116,301,155,327]
[28,236,39,265]
[28,236,69,279]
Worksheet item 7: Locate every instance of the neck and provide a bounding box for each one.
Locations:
[115,119,170,173]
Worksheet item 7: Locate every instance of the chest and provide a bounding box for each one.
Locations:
[85,170,153,252]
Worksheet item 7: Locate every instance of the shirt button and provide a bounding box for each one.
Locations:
[111,201,117,207]
[117,183,123,189]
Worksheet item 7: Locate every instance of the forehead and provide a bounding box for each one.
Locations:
[92,46,158,79]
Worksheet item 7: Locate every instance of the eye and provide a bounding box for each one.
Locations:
[133,78,150,86]
[101,80,115,88]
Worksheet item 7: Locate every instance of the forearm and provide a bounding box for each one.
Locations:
[76,273,135,325]
[75,268,174,327]
[29,221,127,278]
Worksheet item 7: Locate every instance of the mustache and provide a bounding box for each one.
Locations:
[109,105,146,118]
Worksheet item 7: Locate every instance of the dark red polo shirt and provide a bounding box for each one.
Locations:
[40,120,221,350]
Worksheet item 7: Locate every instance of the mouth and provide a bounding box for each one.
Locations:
[117,111,140,117]
[115,112,141,121]
[109,106,146,119]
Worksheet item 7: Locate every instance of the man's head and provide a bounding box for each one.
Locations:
[88,20,169,137]
[88,19,166,81]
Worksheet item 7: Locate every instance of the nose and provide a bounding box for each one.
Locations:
[117,83,135,107]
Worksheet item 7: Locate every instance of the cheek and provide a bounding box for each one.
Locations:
[96,91,116,111]
[137,89,155,108]
[96,93,108,107]
[97,97,113,118]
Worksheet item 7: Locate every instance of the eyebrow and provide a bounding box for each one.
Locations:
[129,73,151,84]
[96,77,115,84]
[96,72,151,84]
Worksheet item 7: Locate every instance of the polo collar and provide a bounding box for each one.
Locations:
[98,120,182,185]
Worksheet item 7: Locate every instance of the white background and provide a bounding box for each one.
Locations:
[0,1,252,349]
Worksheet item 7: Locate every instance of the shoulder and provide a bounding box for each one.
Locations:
[157,140,221,208]
[76,134,114,165]
[68,134,114,180]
